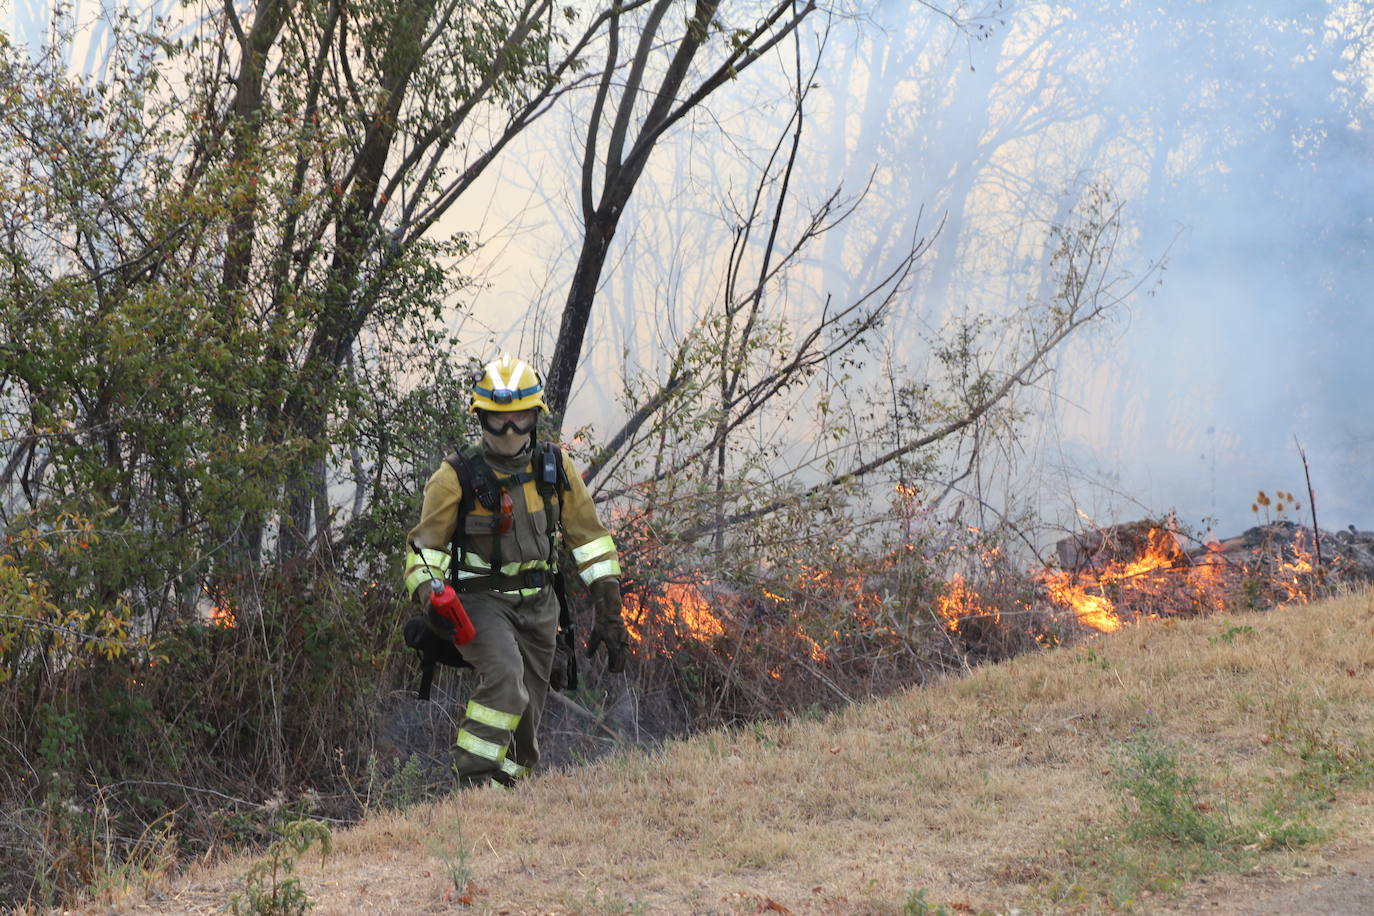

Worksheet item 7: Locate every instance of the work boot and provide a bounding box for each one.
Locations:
[453,768,498,790]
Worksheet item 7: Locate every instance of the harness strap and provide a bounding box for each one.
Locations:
[453,568,552,593]
[444,441,566,592]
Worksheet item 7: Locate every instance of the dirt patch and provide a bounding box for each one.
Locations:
[1152,843,1374,915]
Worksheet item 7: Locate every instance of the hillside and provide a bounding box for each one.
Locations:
[85,590,1374,915]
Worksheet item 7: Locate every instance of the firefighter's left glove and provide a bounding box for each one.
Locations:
[585,577,628,674]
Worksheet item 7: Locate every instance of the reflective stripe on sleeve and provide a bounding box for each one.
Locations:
[466,700,521,732]
[579,558,622,585]
[455,729,508,763]
[405,548,452,596]
[571,535,616,564]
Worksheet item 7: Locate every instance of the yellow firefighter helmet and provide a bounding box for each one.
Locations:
[470,354,549,414]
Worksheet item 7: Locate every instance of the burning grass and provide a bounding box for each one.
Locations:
[606,518,1334,742]
[122,587,1374,915]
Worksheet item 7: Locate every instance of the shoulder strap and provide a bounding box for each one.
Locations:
[540,441,577,689]
[444,443,503,567]
[445,443,501,512]
[537,441,568,495]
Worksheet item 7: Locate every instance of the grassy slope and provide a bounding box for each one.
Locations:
[103,590,1374,915]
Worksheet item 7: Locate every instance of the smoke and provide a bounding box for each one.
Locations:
[781,0,1374,540]
[1030,0,1374,538]
[469,0,1373,544]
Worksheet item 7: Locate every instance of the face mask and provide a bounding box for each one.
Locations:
[482,427,532,457]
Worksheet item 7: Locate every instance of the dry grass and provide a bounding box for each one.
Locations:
[78,589,1374,915]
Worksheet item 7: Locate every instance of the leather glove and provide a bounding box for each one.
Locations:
[585,577,628,673]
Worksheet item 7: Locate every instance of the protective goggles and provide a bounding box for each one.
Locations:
[478,409,537,436]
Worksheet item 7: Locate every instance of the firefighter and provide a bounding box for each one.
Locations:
[403,353,628,787]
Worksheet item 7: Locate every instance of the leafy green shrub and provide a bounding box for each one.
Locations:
[1112,729,1227,847]
[230,819,332,916]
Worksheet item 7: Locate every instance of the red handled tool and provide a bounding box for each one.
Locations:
[429,578,476,645]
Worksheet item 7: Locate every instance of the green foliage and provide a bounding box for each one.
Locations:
[357,753,434,814]
[1285,730,1374,804]
[903,888,951,915]
[230,819,332,916]
[1210,623,1255,645]
[557,887,648,915]
[0,5,499,902]
[1112,729,1228,847]
[1053,724,1366,910]
[428,825,474,898]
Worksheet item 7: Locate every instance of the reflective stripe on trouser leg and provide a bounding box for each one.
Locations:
[500,758,531,780]
[455,729,507,764]
[453,699,522,776]
[449,593,534,780]
[465,699,521,731]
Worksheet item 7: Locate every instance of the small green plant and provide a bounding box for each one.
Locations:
[230,819,332,916]
[1235,574,1265,611]
[1288,731,1374,802]
[1210,624,1255,645]
[364,753,431,812]
[1077,646,1111,669]
[903,888,950,915]
[428,826,474,900]
[1113,729,1226,847]
[1053,723,1356,910]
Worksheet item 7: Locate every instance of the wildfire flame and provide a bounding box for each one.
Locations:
[935,574,998,632]
[200,587,237,628]
[1276,535,1317,604]
[620,520,1320,674]
[1042,576,1122,632]
[624,582,724,646]
[1038,527,1188,632]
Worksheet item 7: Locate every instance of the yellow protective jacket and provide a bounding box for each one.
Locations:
[403,441,620,599]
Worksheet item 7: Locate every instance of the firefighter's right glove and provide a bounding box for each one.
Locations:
[585,577,628,674]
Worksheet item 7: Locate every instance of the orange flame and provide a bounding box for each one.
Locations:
[200,586,238,628]
[1041,573,1121,632]
[670,583,724,638]
[209,604,237,628]
[624,582,724,645]
[1276,534,1317,604]
[1039,528,1186,632]
[795,630,830,663]
[935,574,996,631]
